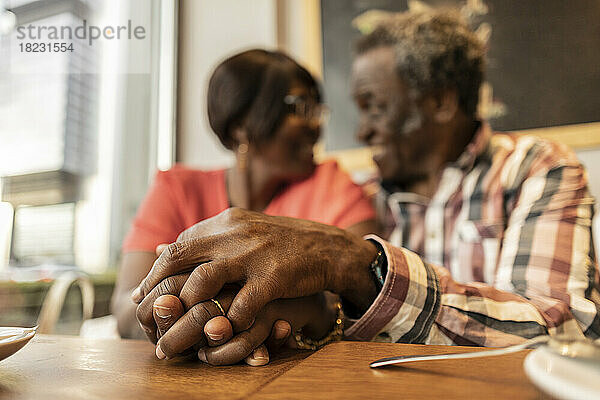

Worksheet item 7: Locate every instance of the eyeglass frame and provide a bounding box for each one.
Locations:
[283,95,330,126]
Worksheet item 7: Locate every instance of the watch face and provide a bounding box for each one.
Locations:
[367,240,387,290]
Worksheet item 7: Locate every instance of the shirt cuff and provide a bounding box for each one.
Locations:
[344,235,442,343]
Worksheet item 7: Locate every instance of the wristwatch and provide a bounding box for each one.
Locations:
[367,239,387,291]
[342,239,388,319]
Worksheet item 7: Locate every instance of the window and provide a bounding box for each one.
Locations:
[0,0,176,274]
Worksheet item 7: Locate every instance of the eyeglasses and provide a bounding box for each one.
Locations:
[284,95,330,126]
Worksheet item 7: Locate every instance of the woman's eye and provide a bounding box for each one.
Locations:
[356,100,369,111]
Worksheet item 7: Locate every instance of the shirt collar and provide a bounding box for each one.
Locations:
[452,121,493,171]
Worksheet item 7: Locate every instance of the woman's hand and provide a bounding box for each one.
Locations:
[151,295,292,366]
[147,283,339,365]
[197,292,340,366]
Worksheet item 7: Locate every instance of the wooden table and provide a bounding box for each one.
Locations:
[0,335,549,399]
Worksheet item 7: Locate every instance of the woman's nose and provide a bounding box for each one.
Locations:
[306,121,321,142]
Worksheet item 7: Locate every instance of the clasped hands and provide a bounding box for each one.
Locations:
[131,208,378,365]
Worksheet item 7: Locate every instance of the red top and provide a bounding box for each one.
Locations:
[122,160,375,252]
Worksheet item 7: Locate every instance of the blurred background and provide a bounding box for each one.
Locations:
[0,0,599,336]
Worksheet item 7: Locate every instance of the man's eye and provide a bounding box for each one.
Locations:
[374,102,387,113]
[365,102,386,118]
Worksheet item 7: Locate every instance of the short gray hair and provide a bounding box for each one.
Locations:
[355,9,485,117]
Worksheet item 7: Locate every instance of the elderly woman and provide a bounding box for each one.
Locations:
[111,49,376,338]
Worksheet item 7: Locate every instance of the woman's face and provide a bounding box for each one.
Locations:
[253,83,322,181]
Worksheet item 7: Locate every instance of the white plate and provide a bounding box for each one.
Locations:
[524,345,600,400]
[0,326,37,362]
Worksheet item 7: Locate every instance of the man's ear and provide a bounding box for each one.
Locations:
[430,89,459,124]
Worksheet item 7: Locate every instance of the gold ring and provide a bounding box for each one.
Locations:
[210,298,225,316]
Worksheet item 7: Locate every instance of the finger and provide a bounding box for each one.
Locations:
[204,316,234,346]
[244,344,270,367]
[153,295,185,338]
[227,280,277,332]
[197,344,270,367]
[265,320,292,352]
[155,243,169,257]
[136,273,190,343]
[131,240,211,303]
[156,289,236,359]
[199,311,274,366]
[178,260,234,310]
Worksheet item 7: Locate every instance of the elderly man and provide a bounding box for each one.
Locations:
[132,10,599,365]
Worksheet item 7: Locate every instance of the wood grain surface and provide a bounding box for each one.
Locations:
[0,335,308,400]
[0,335,551,400]
[250,341,550,400]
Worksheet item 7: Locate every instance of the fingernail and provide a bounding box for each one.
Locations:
[274,324,291,339]
[131,287,142,303]
[253,346,268,360]
[156,345,166,360]
[197,349,207,363]
[248,347,269,366]
[206,332,224,341]
[246,347,269,367]
[153,305,172,319]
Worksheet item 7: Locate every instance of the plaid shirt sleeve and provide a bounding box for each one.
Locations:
[345,159,600,346]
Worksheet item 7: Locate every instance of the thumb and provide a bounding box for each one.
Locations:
[153,294,185,339]
[227,281,274,332]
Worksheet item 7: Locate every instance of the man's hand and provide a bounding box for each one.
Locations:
[132,208,378,333]
[154,291,337,366]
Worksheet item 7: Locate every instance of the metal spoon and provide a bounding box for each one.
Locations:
[369,335,600,368]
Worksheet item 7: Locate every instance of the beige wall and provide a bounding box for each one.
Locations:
[176,0,278,169]
[276,0,323,79]
[576,147,600,204]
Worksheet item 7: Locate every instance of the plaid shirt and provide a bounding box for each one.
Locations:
[346,123,600,346]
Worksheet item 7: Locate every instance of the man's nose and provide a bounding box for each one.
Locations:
[356,122,375,145]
